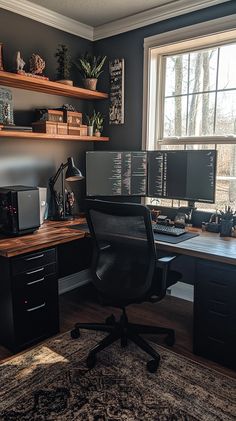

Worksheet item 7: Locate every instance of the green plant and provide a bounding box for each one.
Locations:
[86,111,96,126]
[75,53,106,79]
[55,44,71,80]
[94,111,104,132]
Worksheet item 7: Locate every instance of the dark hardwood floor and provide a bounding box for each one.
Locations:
[0,284,235,379]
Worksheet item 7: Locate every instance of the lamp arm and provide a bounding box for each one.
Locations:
[49,162,68,187]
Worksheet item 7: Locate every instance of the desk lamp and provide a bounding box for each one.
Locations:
[49,157,84,220]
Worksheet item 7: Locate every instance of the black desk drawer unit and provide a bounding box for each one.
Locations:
[194,260,236,369]
[0,248,59,352]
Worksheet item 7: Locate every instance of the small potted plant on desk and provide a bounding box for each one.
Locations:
[75,53,106,91]
[220,206,235,237]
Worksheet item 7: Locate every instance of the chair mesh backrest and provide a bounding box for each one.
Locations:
[86,200,157,303]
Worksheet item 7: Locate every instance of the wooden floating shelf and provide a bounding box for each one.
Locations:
[0,130,109,142]
[0,71,108,100]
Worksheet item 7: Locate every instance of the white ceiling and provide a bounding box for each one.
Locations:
[25,0,180,27]
[0,0,231,40]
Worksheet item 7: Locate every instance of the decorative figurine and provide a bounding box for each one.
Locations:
[0,43,4,71]
[65,190,75,217]
[29,53,45,75]
[16,51,25,73]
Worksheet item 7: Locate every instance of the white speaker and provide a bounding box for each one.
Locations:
[38,187,47,225]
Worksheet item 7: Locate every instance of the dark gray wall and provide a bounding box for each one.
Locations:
[94,1,236,152]
[1,3,236,210]
[0,9,94,211]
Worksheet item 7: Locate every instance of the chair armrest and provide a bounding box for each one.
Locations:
[157,255,177,267]
[149,256,178,303]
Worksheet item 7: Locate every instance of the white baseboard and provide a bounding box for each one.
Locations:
[58,269,92,295]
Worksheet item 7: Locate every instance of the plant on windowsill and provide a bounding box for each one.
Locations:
[74,53,107,91]
[55,44,73,86]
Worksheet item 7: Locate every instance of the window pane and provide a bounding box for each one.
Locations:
[164,96,187,137]
[218,43,236,90]
[187,93,215,136]
[165,54,188,96]
[215,91,236,135]
[217,144,236,177]
[215,179,236,208]
[189,48,217,94]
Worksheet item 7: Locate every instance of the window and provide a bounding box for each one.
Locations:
[144,23,236,210]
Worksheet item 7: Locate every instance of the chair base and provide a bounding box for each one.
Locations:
[71,308,175,372]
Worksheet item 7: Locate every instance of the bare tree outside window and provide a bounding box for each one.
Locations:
[156,42,236,210]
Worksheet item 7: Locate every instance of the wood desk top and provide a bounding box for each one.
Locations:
[0,218,86,258]
[1,219,236,265]
[156,228,236,266]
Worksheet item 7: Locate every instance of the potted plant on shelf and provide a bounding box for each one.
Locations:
[86,111,96,136]
[94,111,104,137]
[55,44,73,86]
[75,53,107,91]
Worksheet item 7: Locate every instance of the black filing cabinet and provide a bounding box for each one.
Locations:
[0,248,59,352]
[194,259,236,369]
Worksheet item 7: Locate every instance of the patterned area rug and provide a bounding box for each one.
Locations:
[0,331,235,421]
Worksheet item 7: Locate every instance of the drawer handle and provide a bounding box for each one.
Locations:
[27,277,45,286]
[27,302,46,312]
[26,267,44,275]
[25,254,44,261]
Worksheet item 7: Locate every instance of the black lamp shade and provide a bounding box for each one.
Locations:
[65,157,84,181]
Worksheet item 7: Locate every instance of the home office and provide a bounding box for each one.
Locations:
[0,1,236,420]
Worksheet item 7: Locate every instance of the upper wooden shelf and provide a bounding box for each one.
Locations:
[0,130,109,142]
[0,71,108,100]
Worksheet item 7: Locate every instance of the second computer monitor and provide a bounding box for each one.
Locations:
[148,150,216,203]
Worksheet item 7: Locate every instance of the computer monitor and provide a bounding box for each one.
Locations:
[86,151,147,196]
[147,150,217,204]
[86,149,217,204]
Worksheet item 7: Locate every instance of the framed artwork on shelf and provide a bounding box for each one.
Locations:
[0,87,14,125]
[109,58,124,125]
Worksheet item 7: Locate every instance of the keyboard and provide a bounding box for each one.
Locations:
[153,224,186,236]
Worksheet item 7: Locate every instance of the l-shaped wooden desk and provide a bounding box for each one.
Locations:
[0,218,235,369]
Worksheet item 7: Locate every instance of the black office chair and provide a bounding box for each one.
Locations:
[71,200,181,372]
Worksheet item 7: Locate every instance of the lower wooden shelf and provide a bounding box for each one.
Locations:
[0,130,109,142]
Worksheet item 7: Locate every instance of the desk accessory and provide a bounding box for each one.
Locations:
[220,206,234,237]
[49,157,83,221]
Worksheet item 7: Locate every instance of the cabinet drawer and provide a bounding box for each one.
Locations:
[13,275,59,347]
[14,274,56,310]
[12,248,56,275]
[12,263,57,290]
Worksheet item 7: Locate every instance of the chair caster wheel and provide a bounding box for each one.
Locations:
[147,358,160,373]
[71,328,80,339]
[86,353,96,369]
[165,332,175,346]
[105,314,116,325]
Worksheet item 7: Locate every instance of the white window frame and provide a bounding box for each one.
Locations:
[142,14,236,150]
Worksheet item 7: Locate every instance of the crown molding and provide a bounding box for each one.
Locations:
[93,0,230,40]
[0,0,231,41]
[0,0,94,41]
